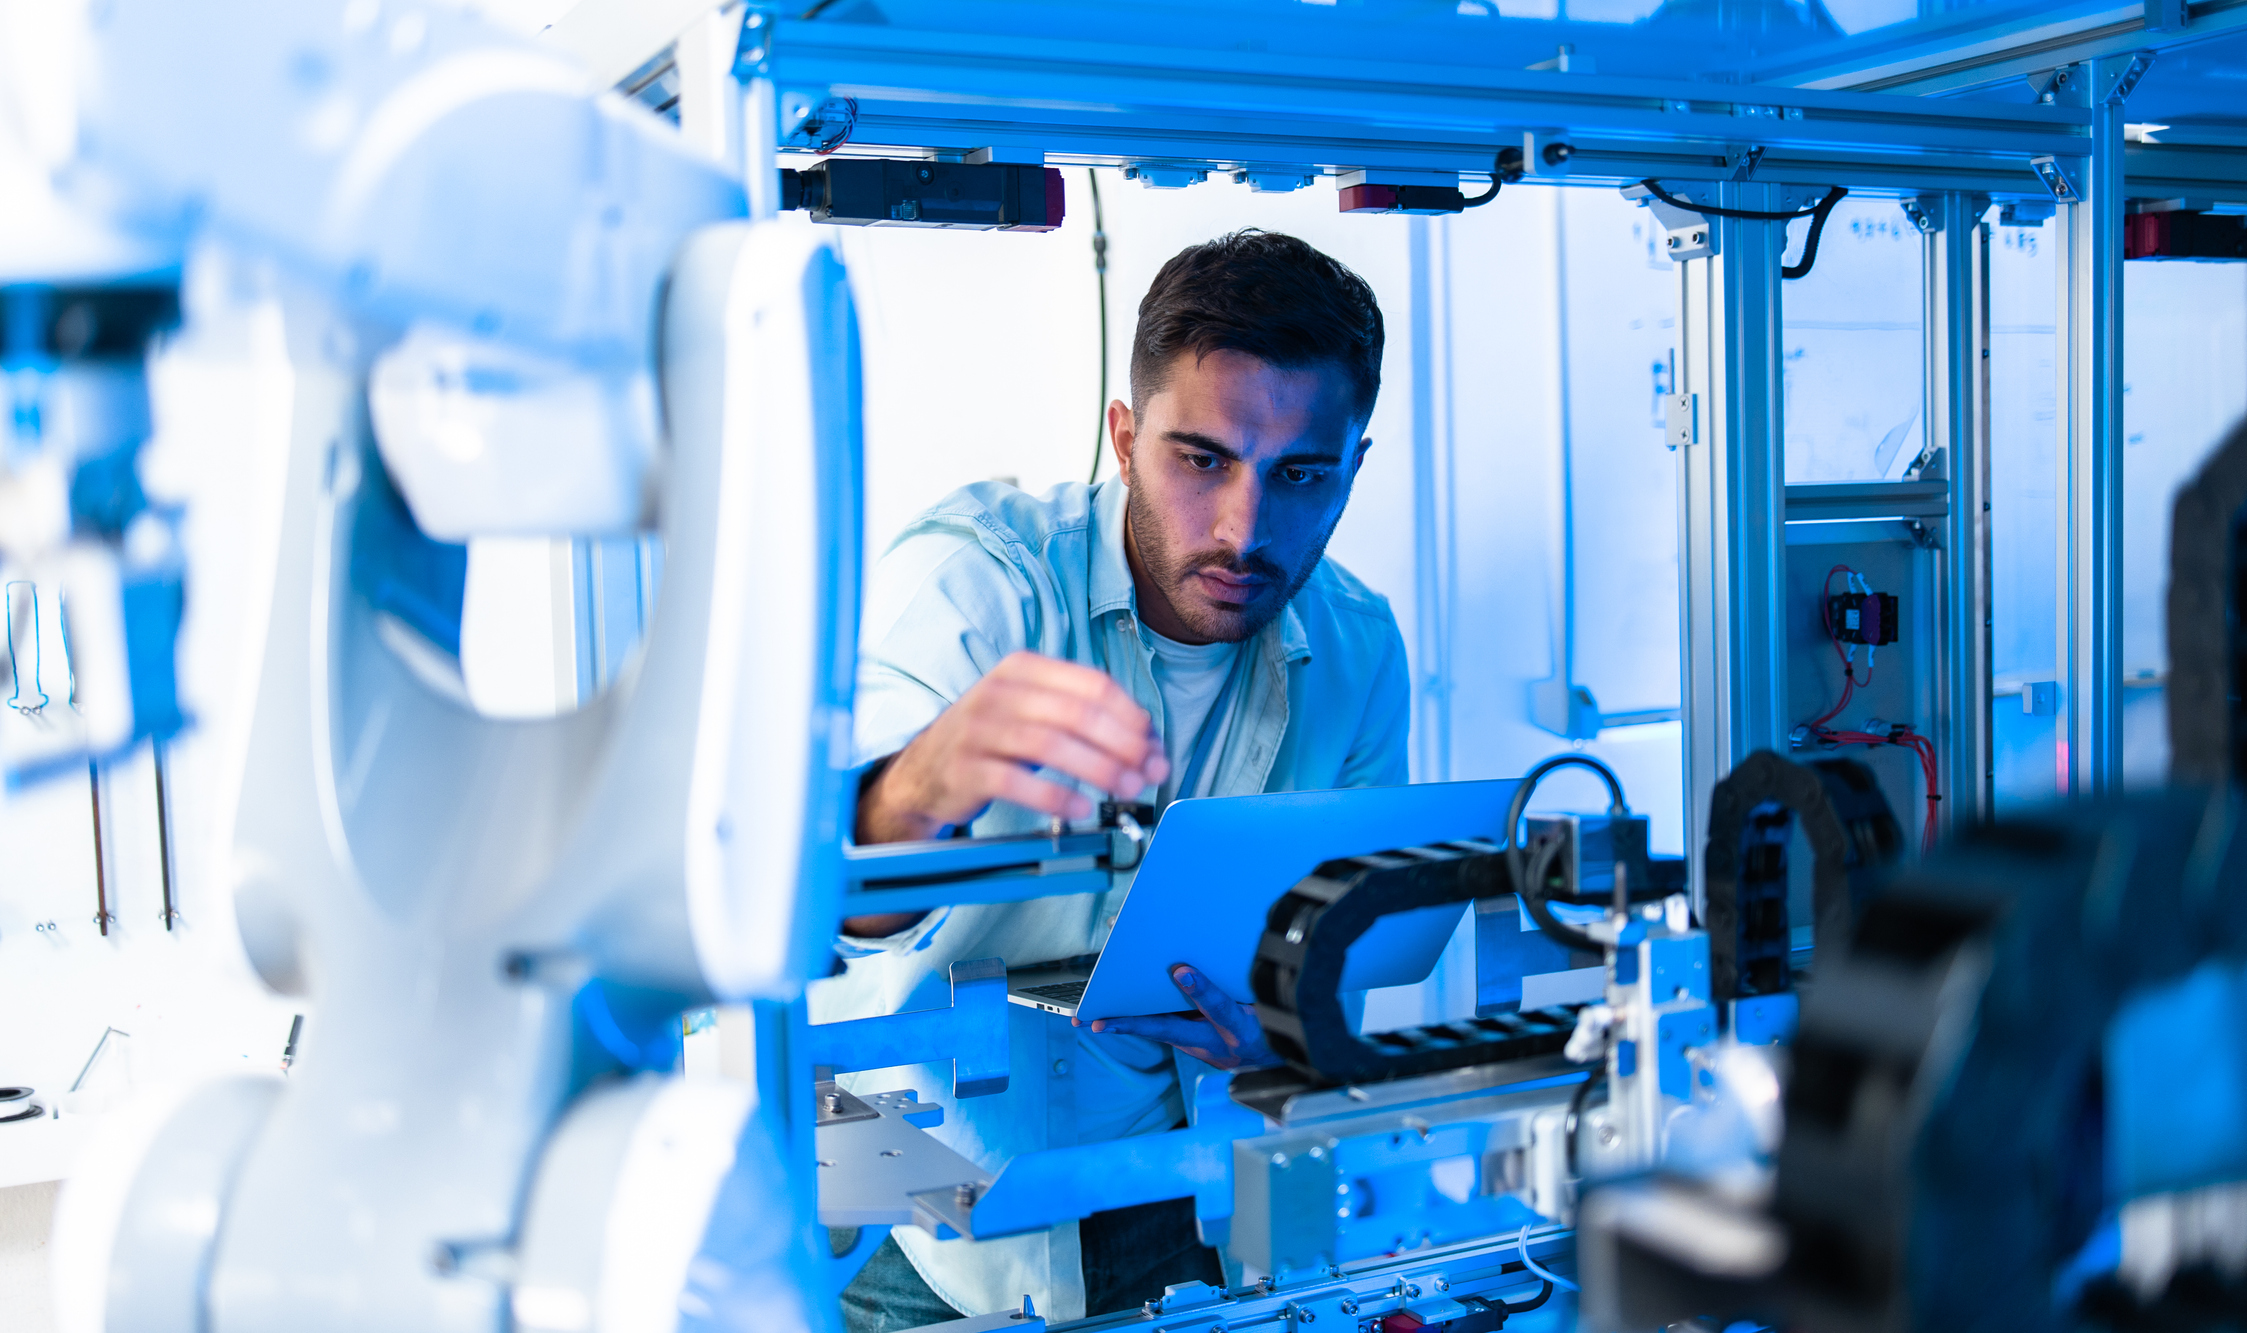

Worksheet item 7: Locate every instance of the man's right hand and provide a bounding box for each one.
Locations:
[855,651,1169,847]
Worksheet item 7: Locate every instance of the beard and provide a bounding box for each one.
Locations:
[1125,482,1331,644]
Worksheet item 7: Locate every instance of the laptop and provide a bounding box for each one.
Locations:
[1007,779,1522,1022]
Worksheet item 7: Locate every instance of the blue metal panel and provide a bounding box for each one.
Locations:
[1649,934,1711,1004]
[1733,992,1799,1045]
[1656,1009,1715,1100]
[803,957,1011,1098]
[2106,958,2247,1201]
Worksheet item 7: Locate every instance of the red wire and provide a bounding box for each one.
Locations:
[1801,564,1941,855]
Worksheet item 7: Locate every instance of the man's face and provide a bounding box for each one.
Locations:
[1112,348,1370,645]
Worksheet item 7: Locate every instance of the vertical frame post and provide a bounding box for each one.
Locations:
[2057,55,2143,798]
[1677,183,1790,909]
[1408,215,1458,783]
[1924,193,1995,829]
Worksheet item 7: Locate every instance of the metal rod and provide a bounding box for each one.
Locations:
[69,1026,128,1093]
[153,740,179,929]
[88,760,112,936]
[281,1014,304,1072]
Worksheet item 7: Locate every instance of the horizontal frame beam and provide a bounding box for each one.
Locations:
[770,20,2092,193]
[1763,0,2247,97]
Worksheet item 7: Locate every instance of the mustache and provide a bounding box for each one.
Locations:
[1183,549,1287,585]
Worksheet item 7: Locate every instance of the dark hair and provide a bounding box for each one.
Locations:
[1129,230,1384,423]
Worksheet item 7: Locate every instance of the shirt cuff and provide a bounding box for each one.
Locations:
[834,904,952,957]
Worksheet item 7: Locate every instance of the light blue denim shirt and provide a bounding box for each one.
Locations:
[809,477,1408,1318]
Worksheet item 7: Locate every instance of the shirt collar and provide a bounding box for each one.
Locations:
[1090,478,1135,618]
[1090,476,1312,664]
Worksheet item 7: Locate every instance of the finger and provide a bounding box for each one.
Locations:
[1085,1013,1210,1045]
[984,678,1159,775]
[979,762,1096,821]
[994,652,1144,707]
[983,720,1148,798]
[1170,966,1255,1050]
[1138,723,1171,787]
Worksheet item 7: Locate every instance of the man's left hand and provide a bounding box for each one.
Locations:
[1078,964,1279,1071]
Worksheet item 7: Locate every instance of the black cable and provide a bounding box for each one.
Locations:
[1636,178,1841,222]
[1087,168,1109,485]
[1503,753,1627,876]
[1460,145,1524,209]
[1499,1279,1556,1314]
[1564,1058,1608,1176]
[1519,832,1603,955]
[1781,186,1846,280]
[1637,179,1850,281]
[1504,753,1627,953]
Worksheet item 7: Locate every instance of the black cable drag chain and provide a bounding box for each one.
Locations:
[1252,839,1582,1085]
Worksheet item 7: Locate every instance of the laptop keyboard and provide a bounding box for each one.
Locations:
[1018,980,1089,1004]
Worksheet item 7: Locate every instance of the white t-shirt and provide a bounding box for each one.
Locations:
[1145,626,1241,806]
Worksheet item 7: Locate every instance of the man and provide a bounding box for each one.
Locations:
[824,230,1409,1331]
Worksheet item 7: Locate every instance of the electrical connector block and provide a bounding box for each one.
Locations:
[781,160,1065,231]
[1338,183,1468,215]
[2124,210,2247,262]
[1826,590,1898,646]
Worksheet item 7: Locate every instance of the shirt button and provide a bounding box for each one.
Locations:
[1052,1058,1071,1076]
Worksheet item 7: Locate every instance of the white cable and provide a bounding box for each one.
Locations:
[1516,1223,1580,1293]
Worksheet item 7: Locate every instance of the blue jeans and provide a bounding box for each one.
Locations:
[839,1234,960,1333]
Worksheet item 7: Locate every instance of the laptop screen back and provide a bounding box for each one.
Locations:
[1074,779,1523,1021]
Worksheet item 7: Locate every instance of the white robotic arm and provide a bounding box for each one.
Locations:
[4,4,861,1331]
